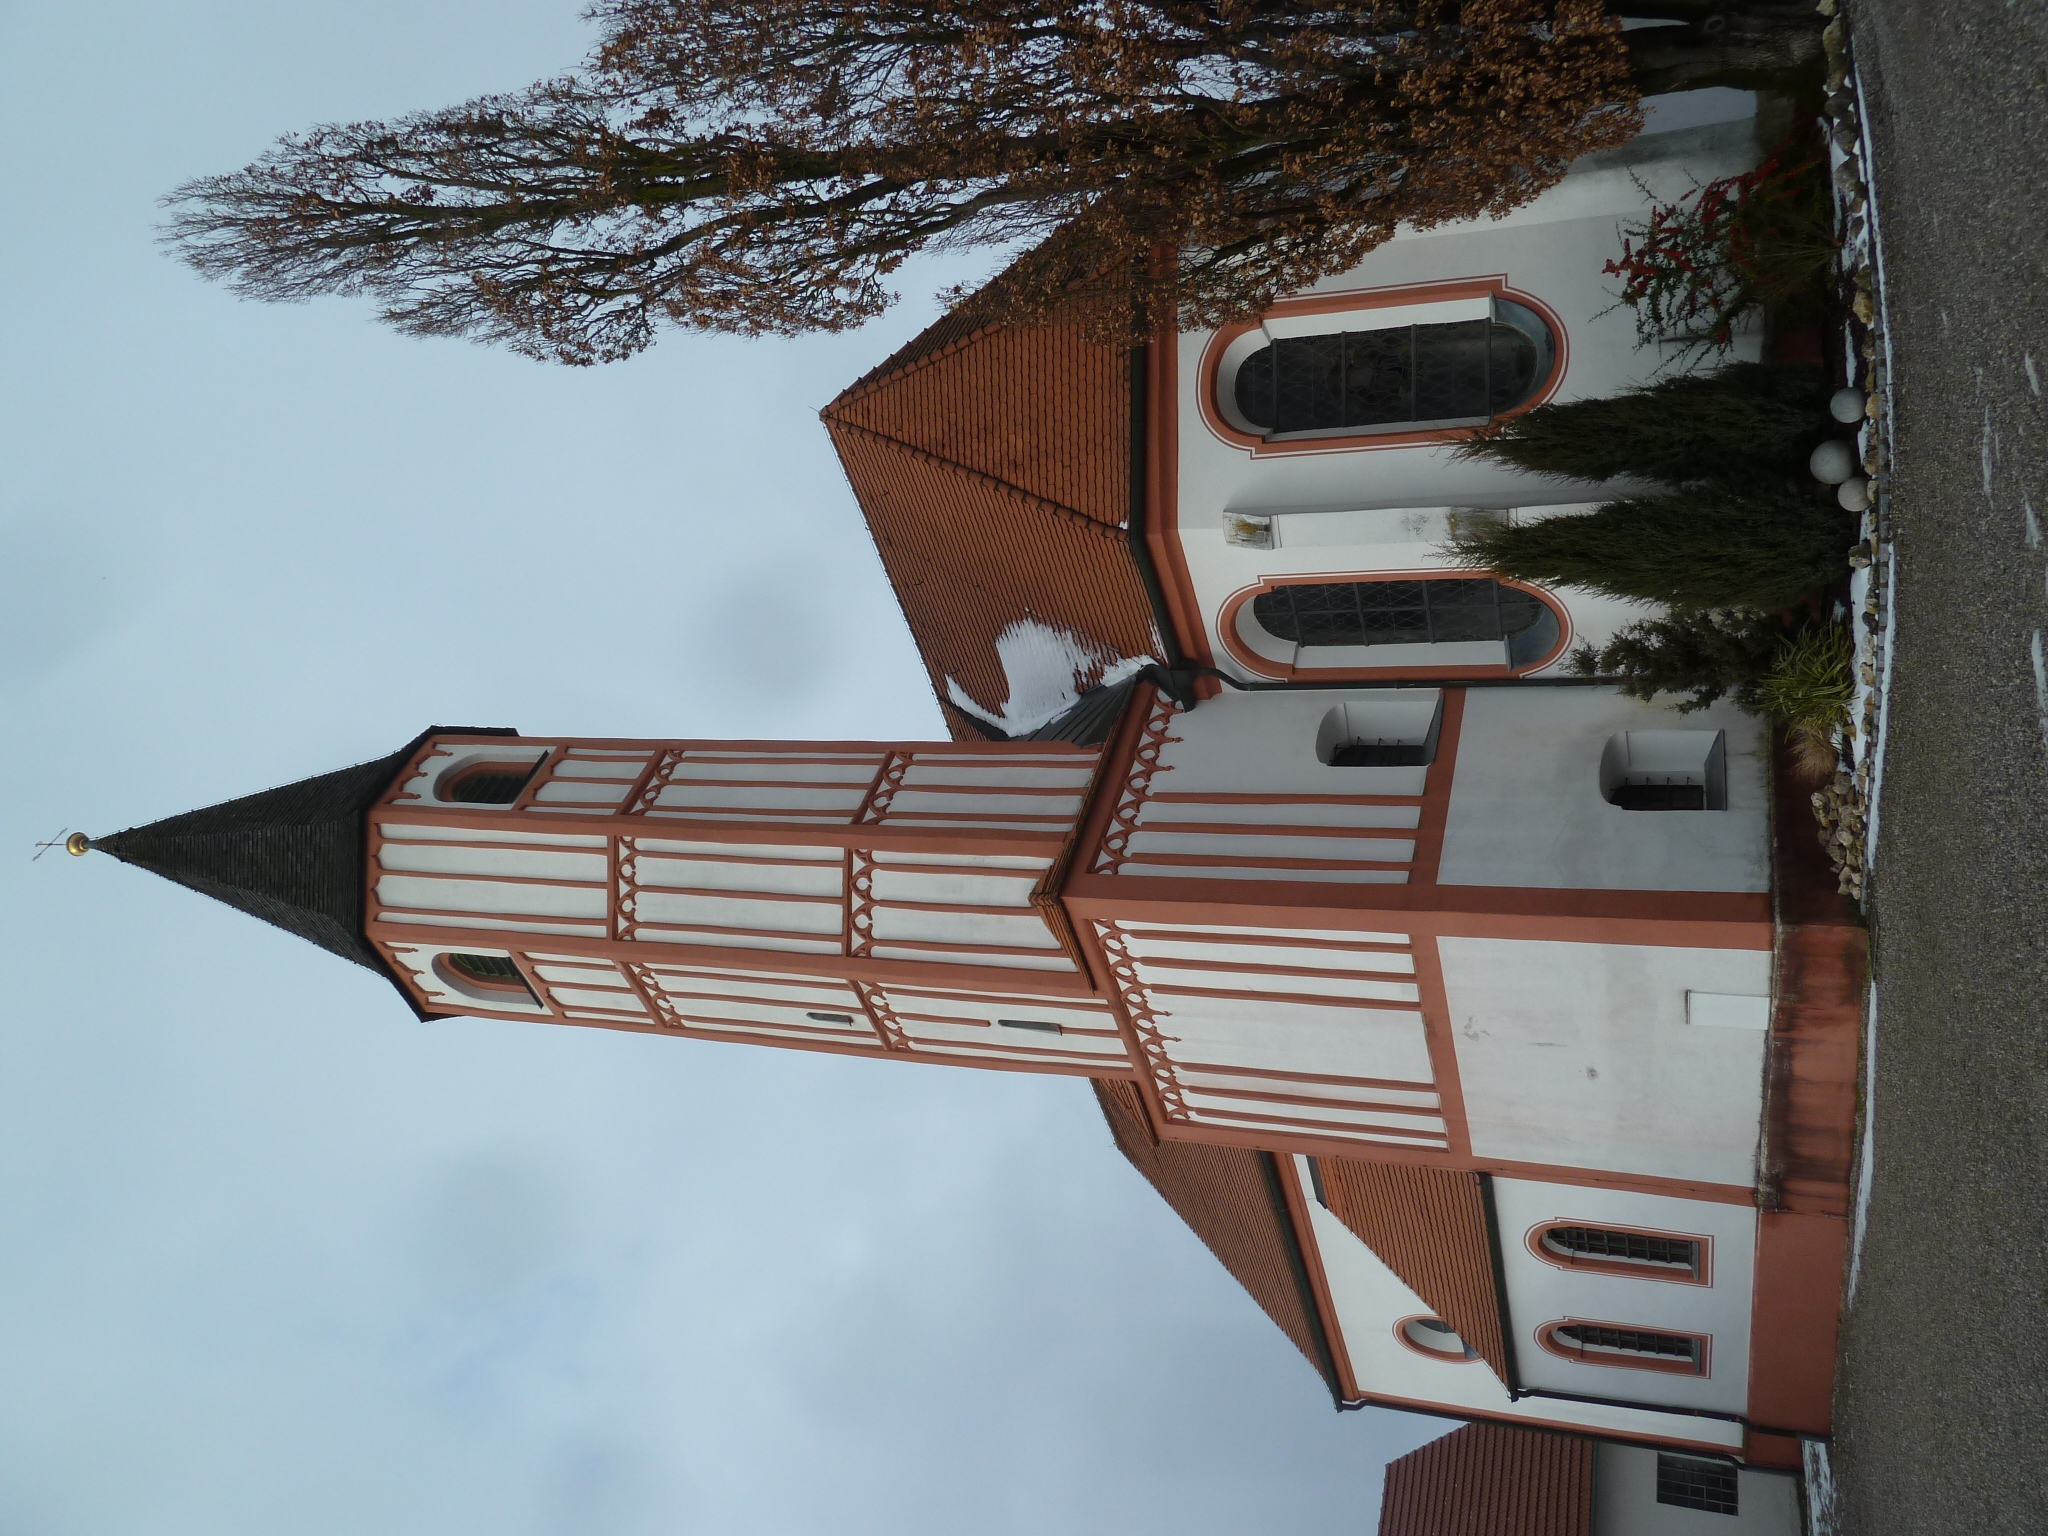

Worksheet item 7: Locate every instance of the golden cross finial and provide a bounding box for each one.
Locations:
[32,830,91,861]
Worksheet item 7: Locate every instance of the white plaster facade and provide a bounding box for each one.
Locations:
[1170,120,1765,686]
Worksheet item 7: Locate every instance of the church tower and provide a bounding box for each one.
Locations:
[81,698,1143,1079]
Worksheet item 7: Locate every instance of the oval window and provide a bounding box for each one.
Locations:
[1399,1317,1477,1359]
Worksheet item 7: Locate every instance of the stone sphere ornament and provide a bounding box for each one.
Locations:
[1836,477,1872,512]
[1830,387,1868,423]
[1810,439,1859,484]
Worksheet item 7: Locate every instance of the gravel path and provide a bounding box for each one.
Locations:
[1827,4,2048,1532]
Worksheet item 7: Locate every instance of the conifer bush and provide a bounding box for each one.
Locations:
[1445,486,1853,611]
[1453,362,1830,485]
[1567,608,1783,712]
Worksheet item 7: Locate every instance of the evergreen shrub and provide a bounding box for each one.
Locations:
[1445,486,1854,611]
[1567,608,1783,713]
[1453,362,1830,486]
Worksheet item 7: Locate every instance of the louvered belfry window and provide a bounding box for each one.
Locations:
[1252,579,1547,650]
[441,761,542,804]
[447,953,524,986]
[1232,301,1553,434]
[1544,1226,1701,1274]
[1656,1454,1740,1515]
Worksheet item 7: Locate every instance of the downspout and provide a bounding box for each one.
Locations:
[1478,1174,1526,1399]
[1258,1150,1368,1412]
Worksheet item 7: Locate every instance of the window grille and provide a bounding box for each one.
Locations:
[1612,781,1707,811]
[1233,302,1553,433]
[1543,1226,1700,1273]
[1329,742,1431,767]
[448,953,522,985]
[1252,579,1547,650]
[1556,1324,1701,1368]
[1656,1454,1740,1515]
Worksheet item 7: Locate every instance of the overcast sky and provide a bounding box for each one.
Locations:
[0,6,1471,1533]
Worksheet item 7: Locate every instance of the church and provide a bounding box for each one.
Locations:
[75,109,1863,1474]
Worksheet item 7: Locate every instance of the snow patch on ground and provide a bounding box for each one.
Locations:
[1846,981,1880,1309]
[945,620,1151,736]
[1804,1439,1841,1536]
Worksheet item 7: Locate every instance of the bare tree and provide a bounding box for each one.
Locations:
[162,0,1814,364]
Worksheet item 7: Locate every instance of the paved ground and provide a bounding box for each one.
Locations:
[1827,4,2048,1532]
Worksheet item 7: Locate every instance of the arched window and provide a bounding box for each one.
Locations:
[438,760,544,805]
[1538,1320,1708,1375]
[1232,300,1555,437]
[432,951,539,1005]
[1395,1316,1479,1361]
[1252,578,1559,668]
[1532,1223,1708,1284]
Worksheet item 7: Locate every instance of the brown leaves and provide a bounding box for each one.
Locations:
[164,0,1640,362]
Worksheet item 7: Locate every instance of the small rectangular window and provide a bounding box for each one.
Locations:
[1656,1454,1739,1515]
[806,1011,854,1025]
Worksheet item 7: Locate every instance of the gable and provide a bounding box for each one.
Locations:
[823,313,1158,738]
[1315,1159,1514,1385]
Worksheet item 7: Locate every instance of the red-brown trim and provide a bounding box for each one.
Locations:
[1143,325,1214,687]
[1194,276,1570,458]
[1144,1115,1758,1204]
[1409,937,1475,1160]
[1410,689,1466,887]
[374,801,1070,856]
[1216,576,1573,683]
[1393,1313,1484,1364]
[1536,1319,1712,1377]
[1060,881,1775,950]
[1524,1221,1714,1286]
[368,920,1101,999]
[1760,728,1868,1215]
[1744,1211,1846,1436]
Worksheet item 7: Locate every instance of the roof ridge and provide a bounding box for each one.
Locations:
[821,315,1006,413]
[823,415,1126,541]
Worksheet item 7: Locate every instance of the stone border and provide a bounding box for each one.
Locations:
[1810,4,1897,907]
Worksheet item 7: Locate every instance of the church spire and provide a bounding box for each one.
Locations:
[81,727,511,974]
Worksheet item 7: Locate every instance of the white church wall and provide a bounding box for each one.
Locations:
[1439,937,1770,1186]
[1171,125,1764,685]
[1297,1157,1746,1452]
[1593,1444,1801,1536]
[1439,688,1770,893]
[1492,1179,1757,1417]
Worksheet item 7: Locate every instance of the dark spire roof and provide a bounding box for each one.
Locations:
[92,727,513,977]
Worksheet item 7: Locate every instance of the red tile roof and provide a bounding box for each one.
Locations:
[822,314,1159,739]
[1378,1422,1593,1536]
[1317,1160,1513,1384]
[1093,1081,1344,1400]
